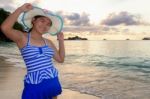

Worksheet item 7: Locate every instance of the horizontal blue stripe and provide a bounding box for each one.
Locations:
[23,55,38,61]
[28,65,54,73]
[26,58,52,66]
[23,53,38,58]
[21,47,38,52]
[22,50,39,55]
[26,57,50,65]
[27,61,53,69]
[27,63,53,71]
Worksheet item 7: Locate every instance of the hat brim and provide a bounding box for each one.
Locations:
[21,7,63,36]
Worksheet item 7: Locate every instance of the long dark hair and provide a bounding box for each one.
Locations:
[28,15,52,32]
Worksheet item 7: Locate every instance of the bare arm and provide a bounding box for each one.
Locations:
[1,3,32,43]
[48,32,65,63]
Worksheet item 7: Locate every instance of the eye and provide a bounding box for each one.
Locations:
[47,22,51,26]
[40,19,45,22]
[38,18,51,26]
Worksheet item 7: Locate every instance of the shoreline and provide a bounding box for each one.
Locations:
[0,56,100,99]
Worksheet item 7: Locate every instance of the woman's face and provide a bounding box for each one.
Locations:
[32,16,52,34]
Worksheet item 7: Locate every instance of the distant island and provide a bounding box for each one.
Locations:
[142,37,150,40]
[65,36,88,40]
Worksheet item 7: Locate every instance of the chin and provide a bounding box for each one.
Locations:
[37,30,46,34]
[36,28,47,34]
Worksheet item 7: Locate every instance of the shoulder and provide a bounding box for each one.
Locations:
[22,32,28,37]
[18,32,28,42]
[15,32,29,49]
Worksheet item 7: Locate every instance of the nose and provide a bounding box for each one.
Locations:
[42,25,49,32]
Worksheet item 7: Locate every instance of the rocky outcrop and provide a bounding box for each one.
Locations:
[65,36,88,40]
[142,37,150,40]
[0,8,24,42]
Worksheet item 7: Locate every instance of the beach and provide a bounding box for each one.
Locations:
[0,41,150,99]
[0,56,100,99]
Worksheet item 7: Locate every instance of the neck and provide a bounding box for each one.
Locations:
[30,29,43,39]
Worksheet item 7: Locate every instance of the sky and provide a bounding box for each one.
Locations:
[0,0,150,40]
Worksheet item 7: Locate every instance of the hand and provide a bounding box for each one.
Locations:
[57,32,64,41]
[19,3,33,12]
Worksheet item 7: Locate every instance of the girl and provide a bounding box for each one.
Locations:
[1,3,65,99]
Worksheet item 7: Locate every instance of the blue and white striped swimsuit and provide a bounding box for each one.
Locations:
[20,32,58,84]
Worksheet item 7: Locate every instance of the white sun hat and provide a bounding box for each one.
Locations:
[21,6,63,36]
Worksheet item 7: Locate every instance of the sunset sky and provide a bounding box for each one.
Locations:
[1,0,150,40]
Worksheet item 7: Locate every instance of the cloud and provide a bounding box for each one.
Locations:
[57,11,91,26]
[103,27,120,32]
[101,11,148,26]
[1,0,91,27]
[63,26,100,33]
[28,0,42,6]
[62,25,135,35]
[63,25,117,34]
[0,0,16,11]
[0,0,43,11]
[123,28,129,32]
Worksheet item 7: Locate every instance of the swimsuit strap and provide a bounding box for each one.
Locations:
[26,32,31,46]
[43,39,47,46]
[27,32,47,46]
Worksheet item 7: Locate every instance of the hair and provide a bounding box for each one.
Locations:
[28,15,52,32]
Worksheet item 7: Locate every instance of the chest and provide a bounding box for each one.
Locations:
[21,46,55,58]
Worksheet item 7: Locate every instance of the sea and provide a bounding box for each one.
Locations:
[0,40,150,99]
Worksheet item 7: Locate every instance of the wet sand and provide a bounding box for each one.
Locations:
[0,56,100,99]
